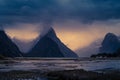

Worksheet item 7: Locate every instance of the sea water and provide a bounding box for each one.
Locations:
[0,58,120,80]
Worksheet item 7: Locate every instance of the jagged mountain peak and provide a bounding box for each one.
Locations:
[47,27,55,33]
[27,27,78,58]
[44,27,57,37]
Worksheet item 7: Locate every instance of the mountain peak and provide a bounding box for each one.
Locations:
[103,33,119,44]
[46,27,56,35]
[48,27,55,32]
[28,27,78,58]
[105,33,117,38]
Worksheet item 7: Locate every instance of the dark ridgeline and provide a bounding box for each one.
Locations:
[26,28,78,57]
[0,30,22,57]
[100,33,120,53]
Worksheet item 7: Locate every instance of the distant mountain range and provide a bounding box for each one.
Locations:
[0,27,119,58]
[0,28,78,58]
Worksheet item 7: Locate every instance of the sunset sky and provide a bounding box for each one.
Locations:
[0,0,120,52]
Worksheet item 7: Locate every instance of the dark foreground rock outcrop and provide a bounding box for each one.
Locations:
[46,69,120,80]
[0,69,120,80]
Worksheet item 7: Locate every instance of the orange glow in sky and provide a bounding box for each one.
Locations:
[5,24,40,41]
[4,22,120,52]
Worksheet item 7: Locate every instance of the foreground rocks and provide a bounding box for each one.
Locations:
[46,69,120,80]
[0,70,45,80]
[0,69,120,80]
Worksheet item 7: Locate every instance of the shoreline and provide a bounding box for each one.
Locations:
[1,57,120,61]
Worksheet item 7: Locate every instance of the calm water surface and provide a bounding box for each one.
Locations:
[0,58,120,72]
[0,58,120,80]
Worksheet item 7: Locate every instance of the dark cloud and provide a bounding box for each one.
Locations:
[0,0,120,25]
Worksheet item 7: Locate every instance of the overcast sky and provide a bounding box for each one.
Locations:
[0,0,120,52]
[0,0,120,24]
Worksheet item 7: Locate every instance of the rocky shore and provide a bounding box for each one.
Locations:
[46,69,120,80]
[0,70,46,80]
[0,69,120,80]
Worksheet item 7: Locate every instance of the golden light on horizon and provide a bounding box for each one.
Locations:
[5,23,40,41]
[5,27,96,51]
[5,29,39,41]
[56,31,98,51]
[3,22,120,52]
[4,26,117,52]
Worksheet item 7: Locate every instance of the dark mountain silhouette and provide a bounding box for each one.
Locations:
[99,33,120,53]
[91,33,120,58]
[0,30,22,57]
[27,28,78,57]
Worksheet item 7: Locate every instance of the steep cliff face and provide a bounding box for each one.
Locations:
[0,30,22,57]
[27,28,78,58]
[99,33,120,53]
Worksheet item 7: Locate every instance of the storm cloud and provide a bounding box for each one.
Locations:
[0,0,120,26]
